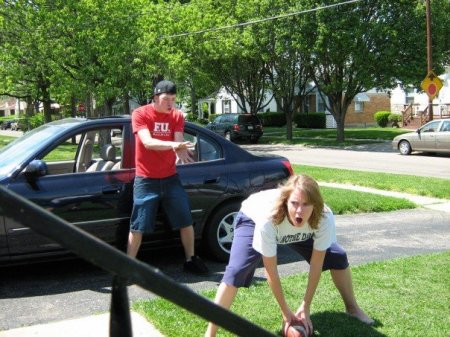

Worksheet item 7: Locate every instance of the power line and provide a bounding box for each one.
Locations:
[159,0,365,39]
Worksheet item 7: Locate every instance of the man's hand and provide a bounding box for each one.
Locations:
[173,141,195,151]
[174,142,195,164]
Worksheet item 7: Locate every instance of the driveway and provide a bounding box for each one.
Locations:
[242,142,450,179]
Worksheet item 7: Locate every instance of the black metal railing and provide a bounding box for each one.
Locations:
[0,185,277,337]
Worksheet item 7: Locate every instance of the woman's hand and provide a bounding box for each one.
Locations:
[296,302,313,336]
[281,309,296,325]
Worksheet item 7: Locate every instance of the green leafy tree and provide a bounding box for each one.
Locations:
[301,0,449,142]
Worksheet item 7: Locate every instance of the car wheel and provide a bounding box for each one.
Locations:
[225,131,231,141]
[202,201,241,262]
[398,140,412,155]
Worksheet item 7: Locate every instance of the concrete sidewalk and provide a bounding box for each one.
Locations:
[0,312,164,337]
[1,184,448,337]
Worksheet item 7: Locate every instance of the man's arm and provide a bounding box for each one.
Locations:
[137,129,193,151]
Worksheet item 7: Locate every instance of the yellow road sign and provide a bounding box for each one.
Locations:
[421,71,443,100]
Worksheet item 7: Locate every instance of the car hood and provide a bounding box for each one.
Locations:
[393,131,417,140]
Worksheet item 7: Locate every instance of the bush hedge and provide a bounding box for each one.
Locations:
[259,112,326,129]
[374,111,391,128]
[259,112,286,127]
[294,113,326,129]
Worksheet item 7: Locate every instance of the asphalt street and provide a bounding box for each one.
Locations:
[241,142,450,179]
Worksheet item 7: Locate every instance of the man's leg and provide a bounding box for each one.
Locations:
[180,225,195,260]
[127,231,143,258]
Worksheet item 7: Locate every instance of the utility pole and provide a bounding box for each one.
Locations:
[426,0,433,121]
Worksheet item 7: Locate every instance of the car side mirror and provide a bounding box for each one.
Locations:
[24,159,48,177]
[416,129,421,135]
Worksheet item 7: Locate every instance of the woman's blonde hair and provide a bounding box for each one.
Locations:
[271,175,324,229]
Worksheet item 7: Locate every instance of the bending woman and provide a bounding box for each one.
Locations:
[205,174,373,337]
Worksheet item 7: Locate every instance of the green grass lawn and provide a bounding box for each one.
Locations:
[0,135,15,148]
[294,165,450,200]
[134,252,450,337]
[261,127,410,146]
[320,186,416,214]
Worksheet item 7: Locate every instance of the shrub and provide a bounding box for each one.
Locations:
[388,113,402,128]
[208,114,217,122]
[20,113,45,130]
[185,113,197,122]
[294,113,326,129]
[374,111,391,128]
[259,112,286,127]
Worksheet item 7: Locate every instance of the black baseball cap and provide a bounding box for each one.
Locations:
[154,80,177,96]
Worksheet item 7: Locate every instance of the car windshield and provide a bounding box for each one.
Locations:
[0,119,84,177]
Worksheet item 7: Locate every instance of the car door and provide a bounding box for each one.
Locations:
[209,115,223,135]
[415,121,441,151]
[436,120,450,152]
[5,123,134,258]
[176,129,228,237]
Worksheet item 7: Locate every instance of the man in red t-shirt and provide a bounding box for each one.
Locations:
[128,80,208,275]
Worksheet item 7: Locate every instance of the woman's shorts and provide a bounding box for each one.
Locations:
[130,174,193,233]
[221,212,349,288]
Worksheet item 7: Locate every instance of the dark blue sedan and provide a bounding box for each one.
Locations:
[0,117,292,264]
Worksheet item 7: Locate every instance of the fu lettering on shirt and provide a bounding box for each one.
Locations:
[153,122,170,136]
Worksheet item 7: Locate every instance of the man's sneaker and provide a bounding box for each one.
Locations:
[183,256,209,275]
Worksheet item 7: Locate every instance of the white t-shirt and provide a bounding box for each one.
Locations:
[241,189,337,258]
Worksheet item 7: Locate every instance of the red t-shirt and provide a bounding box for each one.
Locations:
[132,104,185,178]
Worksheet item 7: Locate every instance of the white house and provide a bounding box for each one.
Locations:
[390,66,450,117]
[197,87,278,118]
[0,97,26,117]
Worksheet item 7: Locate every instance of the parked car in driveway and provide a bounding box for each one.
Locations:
[0,116,292,264]
[205,113,263,143]
[10,121,20,131]
[0,120,16,130]
[392,119,450,155]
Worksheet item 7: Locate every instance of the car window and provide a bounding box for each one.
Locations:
[421,121,441,133]
[227,115,236,123]
[40,127,124,175]
[182,131,221,163]
[440,121,450,132]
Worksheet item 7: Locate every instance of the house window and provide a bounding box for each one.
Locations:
[223,100,231,114]
[317,95,326,113]
[355,101,364,112]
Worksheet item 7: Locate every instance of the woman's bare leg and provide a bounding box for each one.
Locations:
[330,267,374,325]
[205,282,239,337]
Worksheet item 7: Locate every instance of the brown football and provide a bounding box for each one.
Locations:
[282,318,307,337]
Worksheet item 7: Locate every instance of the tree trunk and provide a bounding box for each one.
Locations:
[86,93,93,118]
[123,91,130,115]
[71,95,77,118]
[190,88,197,117]
[286,110,293,141]
[335,114,345,143]
[26,96,33,117]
